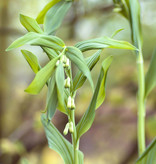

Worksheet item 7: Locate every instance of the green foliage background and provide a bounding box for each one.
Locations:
[0,0,156,163]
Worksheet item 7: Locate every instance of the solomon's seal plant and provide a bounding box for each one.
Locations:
[6,0,148,163]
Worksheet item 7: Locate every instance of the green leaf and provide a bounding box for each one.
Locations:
[25,56,59,94]
[136,137,156,164]
[36,0,61,24]
[46,75,58,121]
[42,47,59,59]
[44,0,72,35]
[19,15,60,60]
[73,50,101,91]
[145,48,156,98]
[113,0,142,49]
[96,56,113,109]
[21,50,41,74]
[111,28,124,38]
[76,56,113,139]
[66,46,94,91]
[55,62,66,114]
[20,14,43,33]
[6,32,65,51]
[41,114,84,164]
[75,36,137,52]
[129,0,142,49]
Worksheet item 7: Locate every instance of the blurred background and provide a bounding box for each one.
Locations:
[0,0,156,164]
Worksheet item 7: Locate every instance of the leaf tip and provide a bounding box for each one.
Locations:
[19,13,24,18]
[24,88,38,95]
[5,48,10,52]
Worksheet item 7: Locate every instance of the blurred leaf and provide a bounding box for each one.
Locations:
[75,36,137,52]
[36,0,61,24]
[55,62,66,114]
[6,32,64,51]
[76,56,112,139]
[20,158,31,164]
[145,48,156,98]
[25,56,59,94]
[44,0,72,35]
[0,139,25,155]
[46,75,58,121]
[73,50,101,91]
[96,56,113,109]
[20,14,43,33]
[136,138,156,164]
[41,114,84,164]
[21,50,41,74]
[111,28,124,38]
[66,46,94,91]
[146,116,156,139]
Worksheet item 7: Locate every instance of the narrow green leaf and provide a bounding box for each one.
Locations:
[25,56,59,94]
[66,46,94,91]
[111,28,124,38]
[96,56,113,109]
[41,114,84,164]
[73,50,101,91]
[129,0,142,49]
[75,36,137,52]
[36,0,61,24]
[19,15,60,60]
[44,0,72,35]
[20,14,43,33]
[21,50,41,74]
[145,48,156,98]
[136,137,156,164]
[46,75,58,121]
[55,63,66,114]
[6,32,65,51]
[42,47,59,59]
[113,0,142,49]
[76,56,113,139]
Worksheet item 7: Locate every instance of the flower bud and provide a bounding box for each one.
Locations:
[64,58,70,68]
[56,60,60,66]
[67,96,72,109]
[63,123,69,135]
[60,55,65,63]
[69,122,74,133]
[64,77,70,88]
[113,7,122,12]
[71,98,75,109]
[63,55,67,64]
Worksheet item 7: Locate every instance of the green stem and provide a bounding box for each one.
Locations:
[71,110,79,164]
[136,50,146,155]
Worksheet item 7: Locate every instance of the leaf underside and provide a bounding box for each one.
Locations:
[75,36,137,52]
[41,114,84,164]
[25,56,59,95]
[76,56,113,140]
